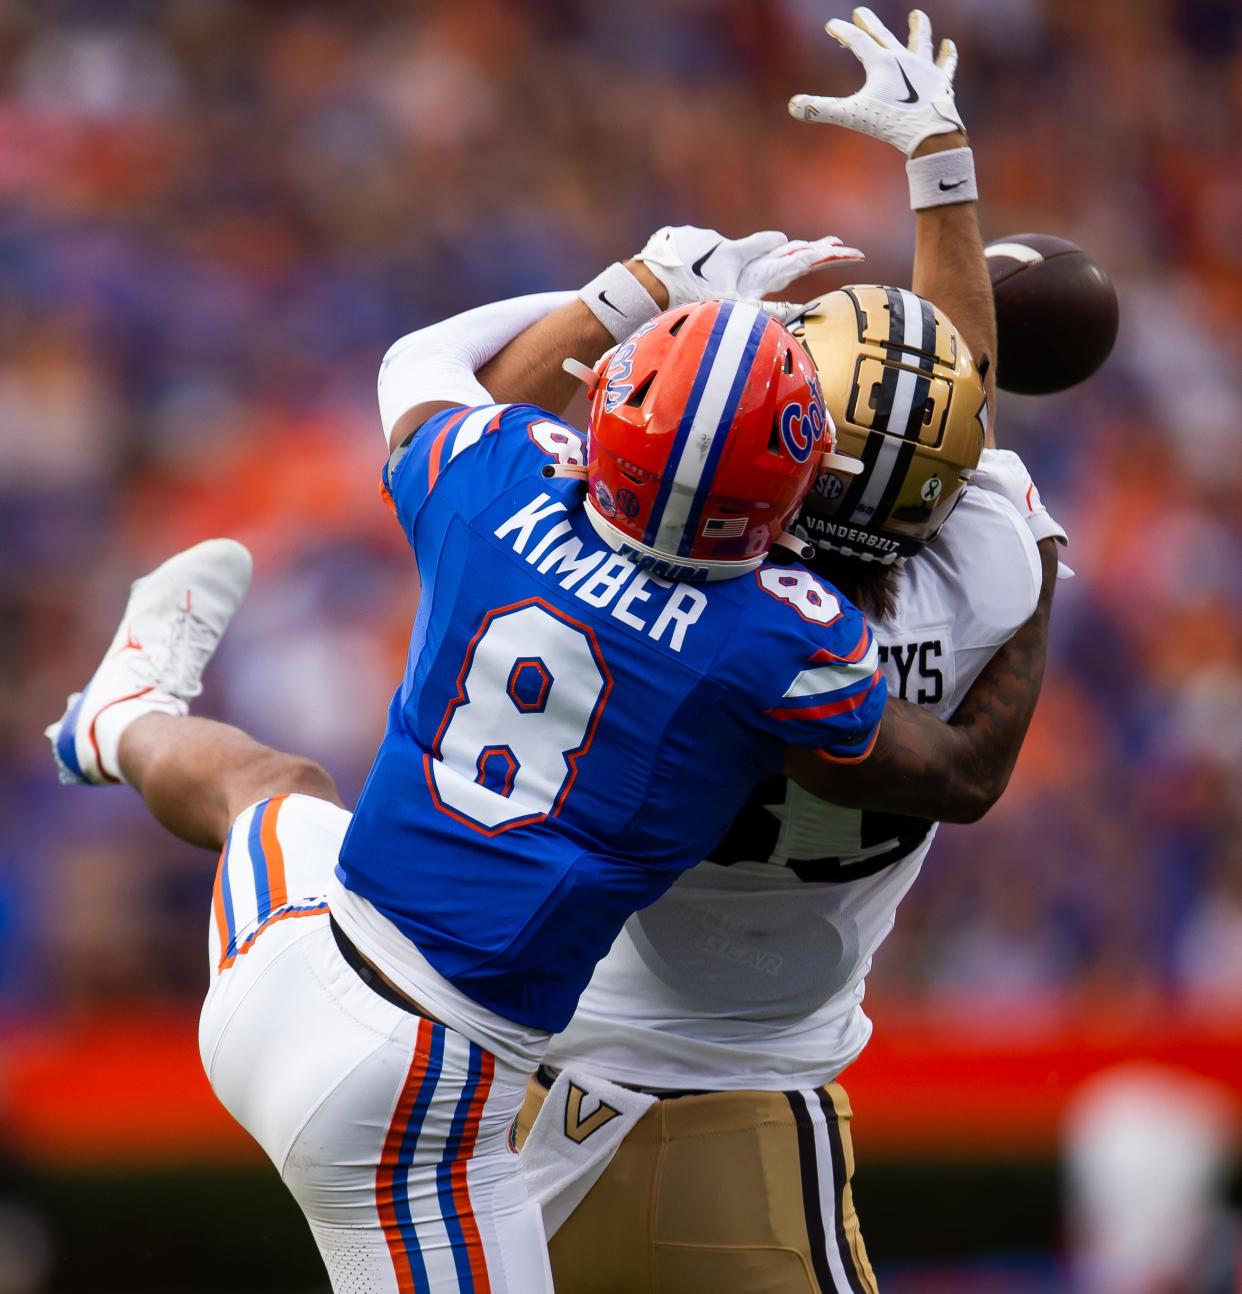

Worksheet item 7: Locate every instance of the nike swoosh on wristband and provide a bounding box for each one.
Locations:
[598,290,621,313]
[938,178,967,191]
[897,65,919,103]
[692,241,722,278]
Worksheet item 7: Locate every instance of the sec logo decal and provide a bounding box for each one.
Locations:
[615,487,641,519]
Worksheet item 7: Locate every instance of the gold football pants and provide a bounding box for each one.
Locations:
[517,1077,878,1294]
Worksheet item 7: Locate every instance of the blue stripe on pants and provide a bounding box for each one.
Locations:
[393,1023,445,1294]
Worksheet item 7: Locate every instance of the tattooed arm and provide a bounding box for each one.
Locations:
[785,539,1058,823]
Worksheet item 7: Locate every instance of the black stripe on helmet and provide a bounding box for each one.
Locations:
[841,286,869,343]
[883,286,906,356]
[871,438,918,526]
[870,288,914,433]
[834,429,884,520]
[917,293,937,354]
[896,293,939,440]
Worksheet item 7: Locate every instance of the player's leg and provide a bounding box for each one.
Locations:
[521,1078,878,1294]
[647,1084,878,1294]
[45,538,343,849]
[516,1076,658,1294]
[119,712,341,848]
[284,1005,551,1294]
[48,538,554,1290]
[780,1083,878,1294]
[202,793,552,1294]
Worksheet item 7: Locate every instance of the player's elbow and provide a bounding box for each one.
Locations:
[944,794,991,825]
[943,767,1011,824]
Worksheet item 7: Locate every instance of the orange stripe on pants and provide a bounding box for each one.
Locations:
[450,1050,496,1293]
[260,794,289,912]
[211,846,230,969]
[377,1020,436,1294]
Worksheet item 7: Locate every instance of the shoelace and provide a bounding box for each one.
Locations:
[142,607,218,700]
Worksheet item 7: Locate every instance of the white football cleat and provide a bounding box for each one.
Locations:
[46,538,253,785]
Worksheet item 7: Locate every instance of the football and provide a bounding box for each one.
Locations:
[985,233,1119,394]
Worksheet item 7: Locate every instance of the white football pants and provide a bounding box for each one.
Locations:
[198,793,553,1293]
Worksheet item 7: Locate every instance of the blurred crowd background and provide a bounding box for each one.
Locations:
[2,0,1241,1045]
[3,1,1242,1288]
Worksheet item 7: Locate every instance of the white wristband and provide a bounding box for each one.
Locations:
[906,146,978,210]
[579,262,661,342]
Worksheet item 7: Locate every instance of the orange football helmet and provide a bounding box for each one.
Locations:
[580,300,853,582]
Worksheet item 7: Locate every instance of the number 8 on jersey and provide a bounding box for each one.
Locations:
[427,600,613,833]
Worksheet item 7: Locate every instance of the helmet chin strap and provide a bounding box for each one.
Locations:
[812,409,864,479]
[562,357,602,397]
[814,534,903,565]
[822,449,865,477]
[771,529,815,562]
[541,359,598,481]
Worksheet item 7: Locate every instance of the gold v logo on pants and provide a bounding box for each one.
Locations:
[563,1084,622,1144]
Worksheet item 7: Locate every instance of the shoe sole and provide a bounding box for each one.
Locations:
[50,692,87,784]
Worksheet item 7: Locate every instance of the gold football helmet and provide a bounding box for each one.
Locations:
[790,286,988,563]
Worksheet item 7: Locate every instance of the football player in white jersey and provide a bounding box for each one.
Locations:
[513,10,1070,1293]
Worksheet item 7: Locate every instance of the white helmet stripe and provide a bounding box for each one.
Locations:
[651,301,766,555]
[848,433,904,525]
[884,288,928,439]
[848,288,925,523]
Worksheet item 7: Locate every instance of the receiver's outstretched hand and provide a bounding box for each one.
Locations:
[789,8,964,156]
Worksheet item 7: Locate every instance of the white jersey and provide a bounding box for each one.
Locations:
[545,486,1041,1090]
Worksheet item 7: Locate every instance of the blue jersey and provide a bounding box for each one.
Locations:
[337,403,886,1031]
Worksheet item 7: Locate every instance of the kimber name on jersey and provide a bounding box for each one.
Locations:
[493,492,707,652]
[546,485,1042,1088]
[332,402,887,1037]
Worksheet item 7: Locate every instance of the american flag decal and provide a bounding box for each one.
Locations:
[702,515,748,538]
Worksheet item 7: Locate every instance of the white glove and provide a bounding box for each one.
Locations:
[789,8,964,157]
[635,225,863,311]
[971,448,1074,579]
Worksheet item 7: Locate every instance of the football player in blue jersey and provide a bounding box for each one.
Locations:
[44,34,1058,1294]
[44,258,880,1288]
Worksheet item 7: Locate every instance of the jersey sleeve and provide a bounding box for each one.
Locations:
[735,570,888,763]
[379,402,513,542]
[382,402,590,543]
[926,487,1042,649]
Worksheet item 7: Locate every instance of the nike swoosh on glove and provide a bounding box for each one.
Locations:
[789,7,964,156]
[635,225,863,310]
